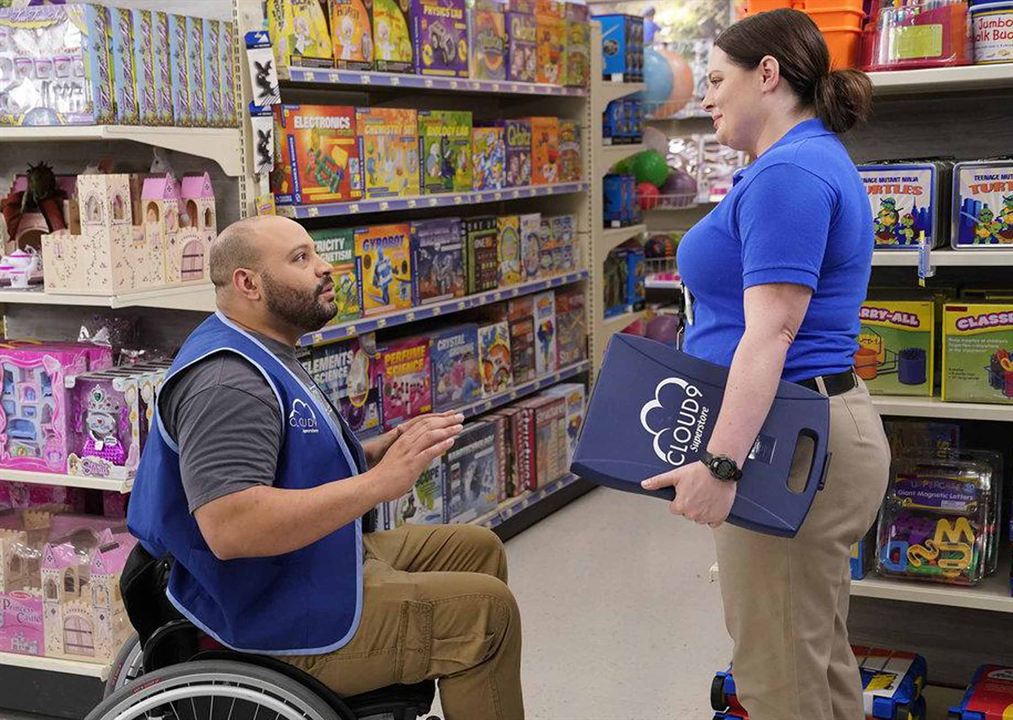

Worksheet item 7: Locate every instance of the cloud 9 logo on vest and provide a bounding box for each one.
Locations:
[640,377,711,467]
[288,399,319,434]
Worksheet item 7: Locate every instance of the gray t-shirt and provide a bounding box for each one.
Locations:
[160,331,361,513]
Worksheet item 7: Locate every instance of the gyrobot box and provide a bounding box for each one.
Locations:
[572,334,831,537]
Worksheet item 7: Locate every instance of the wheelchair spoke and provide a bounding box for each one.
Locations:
[169,700,183,720]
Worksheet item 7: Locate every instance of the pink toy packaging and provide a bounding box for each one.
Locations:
[0,590,44,657]
[65,371,142,481]
[0,342,113,473]
[0,482,86,513]
[378,336,433,430]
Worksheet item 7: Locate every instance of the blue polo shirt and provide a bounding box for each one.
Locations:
[677,118,873,383]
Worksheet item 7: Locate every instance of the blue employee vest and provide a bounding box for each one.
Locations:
[127,311,364,655]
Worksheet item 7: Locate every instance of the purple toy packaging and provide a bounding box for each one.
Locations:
[152,12,174,125]
[411,218,466,305]
[378,336,433,429]
[219,20,238,125]
[110,8,140,125]
[168,15,193,126]
[203,19,226,127]
[132,10,158,125]
[0,482,86,513]
[506,9,537,82]
[504,119,532,188]
[65,371,142,481]
[185,16,208,125]
[413,0,469,77]
[431,325,483,410]
[301,335,382,437]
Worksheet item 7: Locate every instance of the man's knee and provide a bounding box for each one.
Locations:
[472,575,521,652]
[455,524,509,581]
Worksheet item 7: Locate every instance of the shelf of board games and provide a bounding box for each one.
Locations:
[0,652,110,681]
[873,249,1013,267]
[299,270,589,346]
[0,285,215,312]
[278,66,589,97]
[275,183,591,220]
[1,126,245,178]
[871,396,1013,422]
[868,63,1013,96]
[0,468,131,494]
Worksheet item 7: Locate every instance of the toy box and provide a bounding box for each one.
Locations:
[551,214,577,272]
[558,120,582,183]
[431,324,482,410]
[604,245,644,317]
[508,402,537,492]
[446,420,505,522]
[302,335,381,435]
[950,665,1013,720]
[536,6,564,85]
[520,213,543,280]
[384,456,446,528]
[942,304,1013,404]
[167,15,193,127]
[109,8,140,125]
[472,125,506,191]
[418,110,473,194]
[486,406,523,496]
[859,163,950,249]
[470,4,507,80]
[203,19,225,127]
[951,161,1013,249]
[132,11,158,126]
[378,336,433,430]
[464,216,500,293]
[506,9,537,82]
[0,5,115,126]
[497,215,523,286]
[185,16,208,126]
[503,119,533,188]
[372,0,414,73]
[479,321,513,394]
[273,104,363,205]
[530,116,560,185]
[267,0,334,68]
[151,12,174,126]
[543,382,585,462]
[853,646,928,720]
[0,589,43,657]
[507,296,537,384]
[565,7,590,87]
[532,290,557,376]
[593,14,643,82]
[411,217,465,304]
[855,300,934,396]
[355,223,413,315]
[330,0,374,71]
[555,285,587,366]
[0,483,86,513]
[65,371,142,481]
[309,228,362,323]
[412,0,468,77]
[517,393,567,487]
[358,107,420,198]
[538,217,557,277]
[219,20,238,125]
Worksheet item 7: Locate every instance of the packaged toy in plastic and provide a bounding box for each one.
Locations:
[950,665,1013,720]
[877,451,1003,586]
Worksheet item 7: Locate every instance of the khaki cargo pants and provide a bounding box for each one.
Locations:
[713,379,891,720]
[283,524,524,720]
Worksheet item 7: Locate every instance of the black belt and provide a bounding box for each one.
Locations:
[798,369,857,396]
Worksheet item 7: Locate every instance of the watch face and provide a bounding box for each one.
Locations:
[715,459,735,480]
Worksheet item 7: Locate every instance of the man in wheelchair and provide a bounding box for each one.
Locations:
[122,216,524,720]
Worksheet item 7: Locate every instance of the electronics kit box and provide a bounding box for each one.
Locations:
[384,456,447,528]
[464,216,500,293]
[532,290,557,376]
[412,0,468,78]
[472,125,506,191]
[411,217,465,304]
[942,303,1013,404]
[952,160,1013,249]
[504,119,533,188]
[858,162,951,249]
[309,228,362,323]
[330,0,374,71]
[506,8,537,82]
[372,0,415,73]
[300,335,381,436]
[378,335,433,429]
[507,296,537,385]
[267,0,334,68]
[479,320,513,395]
[520,212,543,280]
[497,215,524,286]
[357,107,420,198]
[530,116,560,185]
[430,324,483,411]
[446,420,505,523]
[273,104,363,205]
[355,223,413,315]
[470,3,506,81]
[855,300,934,397]
[418,110,473,194]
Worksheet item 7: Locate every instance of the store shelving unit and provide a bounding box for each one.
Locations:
[873,249,1013,267]
[0,284,215,312]
[457,361,591,420]
[851,556,1013,614]
[871,396,1013,422]
[868,63,1013,96]
[600,223,647,253]
[0,468,132,494]
[0,653,109,682]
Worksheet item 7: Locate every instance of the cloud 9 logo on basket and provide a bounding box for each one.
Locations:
[640,377,710,467]
[289,399,319,434]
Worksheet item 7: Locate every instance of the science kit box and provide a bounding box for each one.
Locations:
[330,0,374,71]
[446,420,505,522]
[551,214,577,272]
[858,162,950,249]
[520,213,543,280]
[301,335,381,436]
[532,290,557,376]
[418,110,473,194]
[412,0,468,77]
[555,285,587,366]
[497,215,524,286]
[357,107,420,198]
[372,0,414,73]
[273,104,363,205]
[951,160,1013,249]
[411,217,465,304]
[464,216,501,293]
[355,223,413,315]
[504,119,533,188]
[472,125,506,191]
[558,120,582,183]
[942,303,1013,404]
[309,228,362,323]
[544,382,586,463]
[486,406,524,497]
[535,4,564,85]
[507,295,537,384]
[516,393,567,488]
[565,5,590,87]
[378,336,433,429]
[470,3,507,81]
[506,8,537,82]
[530,116,560,185]
[855,300,934,397]
[384,456,447,528]
[430,324,483,411]
[479,321,513,394]
[268,0,334,67]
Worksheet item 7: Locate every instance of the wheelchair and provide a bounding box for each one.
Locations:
[91,619,440,720]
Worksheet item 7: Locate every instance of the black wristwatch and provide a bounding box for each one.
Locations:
[700,451,743,482]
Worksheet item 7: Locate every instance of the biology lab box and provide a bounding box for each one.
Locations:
[943,304,1013,405]
[497,215,523,286]
[411,217,465,304]
[418,110,473,194]
[431,324,483,410]
[267,0,334,67]
[446,420,505,522]
[504,119,533,188]
[412,0,469,77]
[378,336,433,429]
[858,162,950,249]
[357,107,420,198]
[309,228,361,323]
[951,161,1013,249]
[273,104,363,205]
[855,300,935,397]
[355,223,413,315]
[330,0,374,71]
[301,335,381,436]
[372,0,414,73]
[465,216,500,293]
[384,456,447,528]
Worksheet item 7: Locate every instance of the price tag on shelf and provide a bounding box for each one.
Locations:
[349,204,360,214]
[307,206,319,218]
[379,201,390,211]
[377,318,388,328]
[360,75,371,84]
[425,79,433,87]
[917,232,935,286]
[390,76,400,86]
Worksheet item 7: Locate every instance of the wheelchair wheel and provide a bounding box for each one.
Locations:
[104,632,143,697]
[87,660,352,720]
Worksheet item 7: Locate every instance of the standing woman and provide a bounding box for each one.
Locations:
[639,9,891,720]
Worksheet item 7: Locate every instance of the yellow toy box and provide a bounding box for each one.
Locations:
[268,0,334,68]
[942,303,1013,405]
[330,0,374,71]
[855,300,934,397]
[357,107,420,198]
[355,223,413,315]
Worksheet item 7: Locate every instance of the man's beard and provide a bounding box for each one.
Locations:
[261,272,336,333]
